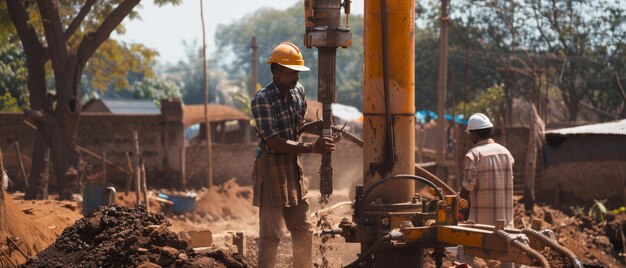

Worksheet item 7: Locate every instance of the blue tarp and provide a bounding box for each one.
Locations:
[415,110,468,125]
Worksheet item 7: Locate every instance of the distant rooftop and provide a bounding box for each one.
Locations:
[83,99,161,115]
[544,119,626,136]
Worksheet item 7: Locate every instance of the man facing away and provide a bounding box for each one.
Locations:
[251,42,335,268]
[458,113,515,268]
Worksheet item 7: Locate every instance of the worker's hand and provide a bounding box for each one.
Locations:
[312,136,336,154]
[459,188,471,220]
[332,132,342,143]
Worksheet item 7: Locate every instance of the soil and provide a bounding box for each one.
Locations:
[21,205,246,268]
[3,178,626,268]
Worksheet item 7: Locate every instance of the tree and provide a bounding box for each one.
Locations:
[436,0,626,121]
[214,1,365,110]
[4,0,180,200]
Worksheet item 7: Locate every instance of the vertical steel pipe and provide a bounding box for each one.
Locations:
[363,0,415,204]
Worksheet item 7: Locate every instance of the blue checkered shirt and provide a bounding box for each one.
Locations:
[251,81,307,156]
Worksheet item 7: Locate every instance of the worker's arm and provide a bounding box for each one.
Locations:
[266,135,335,154]
[461,156,478,192]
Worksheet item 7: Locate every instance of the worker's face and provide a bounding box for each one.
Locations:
[274,67,300,89]
[467,130,480,144]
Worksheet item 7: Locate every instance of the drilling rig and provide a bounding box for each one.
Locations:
[303,0,584,267]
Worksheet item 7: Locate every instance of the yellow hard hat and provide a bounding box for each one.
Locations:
[267,42,310,72]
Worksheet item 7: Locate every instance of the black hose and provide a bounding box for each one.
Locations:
[494,229,550,268]
[343,234,393,268]
[521,228,584,268]
[360,174,445,207]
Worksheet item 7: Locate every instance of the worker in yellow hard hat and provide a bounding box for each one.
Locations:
[250,42,334,268]
[457,113,515,268]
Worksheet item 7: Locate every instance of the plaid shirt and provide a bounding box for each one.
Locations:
[462,139,515,226]
[252,81,307,154]
[251,81,308,208]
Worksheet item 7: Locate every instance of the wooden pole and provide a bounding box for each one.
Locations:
[435,0,449,178]
[43,148,50,199]
[0,146,5,231]
[13,142,28,188]
[523,104,539,212]
[250,36,258,97]
[124,152,134,195]
[180,146,186,188]
[101,151,106,186]
[200,0,213,187]
[0,147,4,191]
[133,131,141,207]
[140,158,149,212]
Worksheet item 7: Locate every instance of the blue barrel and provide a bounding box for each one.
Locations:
[83,181,105,216]
[83,182,116,216]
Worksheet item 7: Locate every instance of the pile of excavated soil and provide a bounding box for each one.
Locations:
[0,191,81,266]
[22,205,247,268]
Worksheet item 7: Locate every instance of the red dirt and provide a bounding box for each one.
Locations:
[4,179,626,268]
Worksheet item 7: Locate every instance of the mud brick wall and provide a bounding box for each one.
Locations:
[77,114,168,182]
[185,142,257,187]
[0,113,36,158]
[540,161,626,207]
[0,112,183,188]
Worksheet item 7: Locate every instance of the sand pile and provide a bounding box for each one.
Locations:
[22,205,247,268]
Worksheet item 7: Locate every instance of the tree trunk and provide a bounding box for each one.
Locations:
[49,110,81,200]
[24,134,48,200]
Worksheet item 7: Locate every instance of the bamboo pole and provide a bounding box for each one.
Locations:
[13,142,28,188]
[133,131,141,207]
[101,151,106,186]
[140,158,149,212]
[200,0,213,187]
[124,152,134,195]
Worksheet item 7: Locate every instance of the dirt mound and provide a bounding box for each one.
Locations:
[0,191,81,266]
[167,179,258,235]
[22,205,247,268]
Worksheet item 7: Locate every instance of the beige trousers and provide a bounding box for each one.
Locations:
[259,196,313,268]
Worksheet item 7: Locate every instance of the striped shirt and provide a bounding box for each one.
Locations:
[251,80,308,208]
[462,139,515,226]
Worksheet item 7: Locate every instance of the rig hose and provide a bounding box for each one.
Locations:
[494,229,550,268]
[521,228,583,268]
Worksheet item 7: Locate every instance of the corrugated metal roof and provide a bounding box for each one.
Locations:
[544,119,626,136]
[101,99,161,115]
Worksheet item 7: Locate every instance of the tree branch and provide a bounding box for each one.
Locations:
[6,0,44,59]
[76,0,141,65]
[36,0,68,65]
[64,0,97,41]
[6,0,49,110]
[615,71,626,104]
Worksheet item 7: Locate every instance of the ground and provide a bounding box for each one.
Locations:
[1,179,625,267]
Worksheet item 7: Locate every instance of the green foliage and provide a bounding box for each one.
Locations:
[131,76,181,107]
[456,84,504,121]
[0,0,180,106]
[0,91,21,111]
[214,1,364,110]
[86,40,159,93]
[589,199,608,223]
[432,0,626,121]
[0,38,28,108]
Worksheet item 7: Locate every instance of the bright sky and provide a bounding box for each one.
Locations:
[114,0,364,64]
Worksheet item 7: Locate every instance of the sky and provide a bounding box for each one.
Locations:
[114,0,364,64]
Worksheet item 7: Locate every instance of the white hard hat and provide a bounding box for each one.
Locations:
[467,113,494,131]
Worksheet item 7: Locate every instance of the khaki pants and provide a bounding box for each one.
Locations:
[259,196,313,268]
